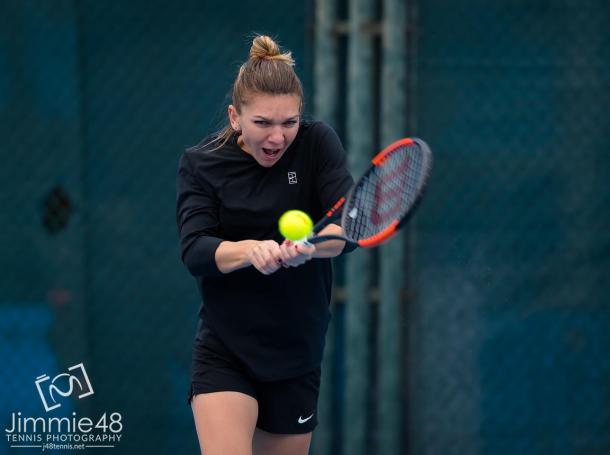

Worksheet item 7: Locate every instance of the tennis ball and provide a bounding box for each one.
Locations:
[278,210,313,241]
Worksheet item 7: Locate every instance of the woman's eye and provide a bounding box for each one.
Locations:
[253,119,298,127]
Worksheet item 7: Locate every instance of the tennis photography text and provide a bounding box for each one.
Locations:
[5,411,123,451]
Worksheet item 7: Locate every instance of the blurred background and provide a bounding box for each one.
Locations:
[1,0,609,454]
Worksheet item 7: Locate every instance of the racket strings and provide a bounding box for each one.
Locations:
[343,143,429,241]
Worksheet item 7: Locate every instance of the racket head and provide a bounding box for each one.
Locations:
[340,137,432,247]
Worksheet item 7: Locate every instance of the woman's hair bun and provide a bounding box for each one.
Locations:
[249,35,294,66]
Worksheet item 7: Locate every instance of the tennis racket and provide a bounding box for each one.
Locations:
[301,137,432,248]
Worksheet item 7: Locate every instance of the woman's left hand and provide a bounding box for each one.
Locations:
[279,240,316,268]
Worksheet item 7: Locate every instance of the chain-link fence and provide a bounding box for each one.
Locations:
[409,1,610,454]
[1,0,609,454]
[0,1,309,454]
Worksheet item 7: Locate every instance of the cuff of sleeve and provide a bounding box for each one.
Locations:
[183,236,224,277]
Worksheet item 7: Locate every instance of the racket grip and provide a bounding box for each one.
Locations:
[293,238,313,248]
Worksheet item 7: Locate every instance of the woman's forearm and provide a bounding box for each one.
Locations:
[216,224,347,274]
[214,240,259,273]
[311,224,347,258]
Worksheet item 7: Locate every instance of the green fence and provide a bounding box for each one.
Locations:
[412,2,610,453]
[1,1,609,454]
[0,2,309,454]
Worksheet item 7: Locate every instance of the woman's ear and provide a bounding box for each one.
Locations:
[228,105,240,132]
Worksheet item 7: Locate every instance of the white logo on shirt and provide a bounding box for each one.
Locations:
[298,413,314,424]
[288,172,298,184]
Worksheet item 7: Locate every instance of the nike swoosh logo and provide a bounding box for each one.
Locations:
[298,414,314,424]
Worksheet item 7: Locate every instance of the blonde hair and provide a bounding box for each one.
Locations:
[209,35,303,150]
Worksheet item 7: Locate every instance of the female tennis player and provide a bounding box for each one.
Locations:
[176,35,354,455]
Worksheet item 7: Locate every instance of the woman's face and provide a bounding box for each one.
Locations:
[229,93,301,168]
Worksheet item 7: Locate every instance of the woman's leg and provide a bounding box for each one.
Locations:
[252,428,312,455]
[191,391,258,455]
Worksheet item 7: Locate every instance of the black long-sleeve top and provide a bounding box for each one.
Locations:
[176,121,354,380]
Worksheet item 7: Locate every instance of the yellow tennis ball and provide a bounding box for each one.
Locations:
[278,210,313,241]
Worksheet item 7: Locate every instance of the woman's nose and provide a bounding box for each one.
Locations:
[268,126,284,144]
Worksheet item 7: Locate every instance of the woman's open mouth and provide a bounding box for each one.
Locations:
[262,147,282,157]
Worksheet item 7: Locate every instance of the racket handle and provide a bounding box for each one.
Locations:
[305,234,351,245]
[293,238,313,247]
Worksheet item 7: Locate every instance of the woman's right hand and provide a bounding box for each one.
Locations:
[247,240,283,275]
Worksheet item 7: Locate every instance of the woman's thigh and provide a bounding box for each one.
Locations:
[191,391,258,455]
[252,427,312,455]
